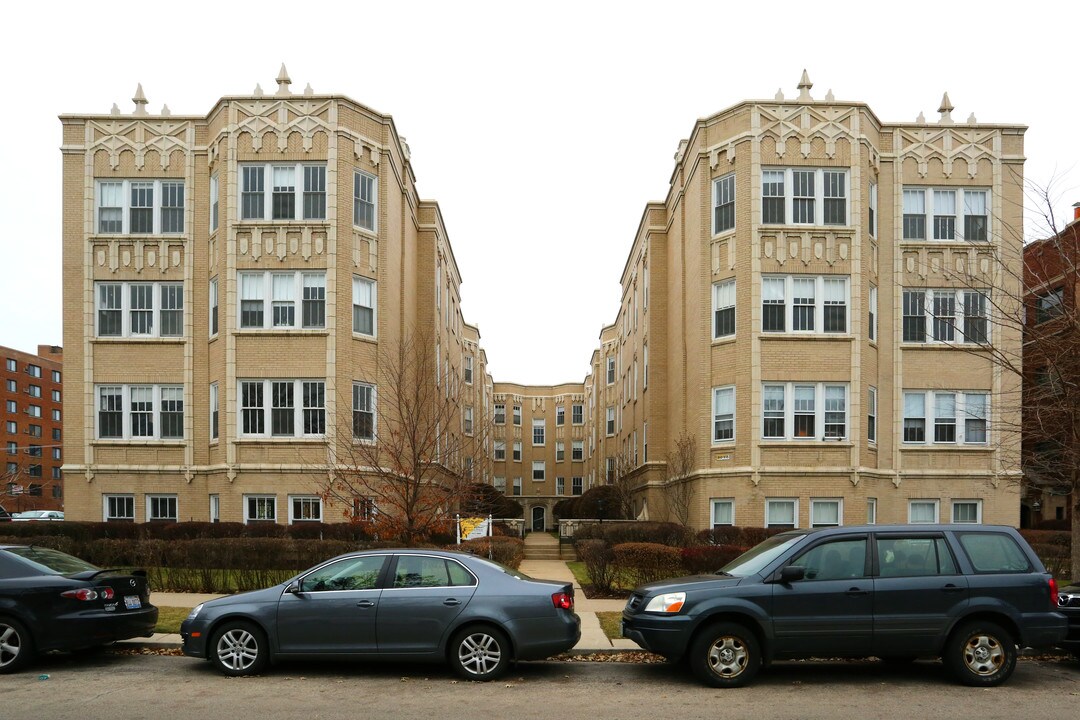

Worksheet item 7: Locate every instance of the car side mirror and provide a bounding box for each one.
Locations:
[779,566,806,584]
[285,582,301,595]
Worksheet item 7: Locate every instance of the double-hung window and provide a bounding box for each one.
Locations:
[354,171,377,231]
[291,496,322,523]
[494,441,506,461]
[513,406,522,426]
[711,499,734,528]
[96,281,184,338]
[532,419,545,446]
[555,406,565,426]
[572,404,583,425]
[352,276,376,336]
[210,383,219,441]
[902,288,990,344]
[464,356,474,384]
[239,379,326,439]
[464,406,474,436]
[240,163,326,221]
[761,168,848,226]
[712,279,735,339]
[493,403,505,425]
[532,461,545,481]
[352,382,376,441]
[712,386,734,442]
[104,495,135,522]
[766,498,798,528]
[606,357,615,384]
[556,441,565,462]
[245,495,277,523]
[147,495,178,522]
[238,272,325,330]
[606,407,615,436]
[513,442,522,462]
[902,187,989,241]
[902,390,988,445]
[1035,288,1065,324]
[712,173,735,234]
[209,174,219,233]
[95,384,184,440]
[96,180,185,235]
[867,386,877,444]
[572,440,584,462]
[209,277,219,336]
[761,382,848,441]
[810,499,842,528]
[869,286,877,342]
[572,477,583,496]
[761,275,849,335]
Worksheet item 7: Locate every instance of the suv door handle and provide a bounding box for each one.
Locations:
[443,599,461,606]
[941,584,965,593]
[845,588,869,596]
[357,600,376,608]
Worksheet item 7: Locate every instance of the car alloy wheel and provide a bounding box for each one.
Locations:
[689,622,761,688]
[0,618,33,674]
[451,626,510,681]
[946,620,1016,687]
[211,621,268,677]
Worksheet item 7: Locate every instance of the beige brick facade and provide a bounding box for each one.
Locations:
[61,74,1025,531]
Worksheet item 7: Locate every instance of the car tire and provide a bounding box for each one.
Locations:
[689,622,761,688]
[449,625,511,681]
[0,617,34,674]
[210,621,269,677]
[945,620,1016,687]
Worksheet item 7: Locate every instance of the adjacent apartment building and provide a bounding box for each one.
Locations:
[61,68,490,523]
[2,345,64,511]
[62,71,1025,530]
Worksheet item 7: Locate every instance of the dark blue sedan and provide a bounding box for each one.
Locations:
[181,549,579,680]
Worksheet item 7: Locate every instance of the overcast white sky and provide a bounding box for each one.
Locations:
[2,1,1078,384]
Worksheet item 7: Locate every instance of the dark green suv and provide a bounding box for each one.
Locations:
[621,524,1066,687]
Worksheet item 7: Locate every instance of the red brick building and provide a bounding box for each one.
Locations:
[1,345,64,512]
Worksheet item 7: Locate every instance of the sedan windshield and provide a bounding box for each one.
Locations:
[5,547,99,575]
[720,533,807,577]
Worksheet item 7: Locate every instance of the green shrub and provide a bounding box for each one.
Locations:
[575,522,695,548]
[680,545,745,574]
[576,539,616,593]
[612,542,683,587]
[456,536,524,569]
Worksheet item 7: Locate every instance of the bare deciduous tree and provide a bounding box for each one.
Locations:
[319,331,491,543]
[664,433,696,526]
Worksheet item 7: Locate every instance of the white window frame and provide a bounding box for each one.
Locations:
[766,498,799,528]
[209,173,219,233]
[244,494,278,523]
[352,382,376,442]
[464,356,473,385]
[289,495,323,523]
[209,382,219,442]
[867,498,877,524]
[494,440,506,461]
[352,276,377,337]
[512,477,522,496]
[901,288,990,344]
[760,382,848,442]
[712,172,736,234]
[902,390,988,446]
[869,182,877,238]
[810,498,843,528]
[712,279,736,339]
[606,357,615,385]
[556,405,565,426]
[867,386,877,444]
[572,403,584,425]
[95,384,185,441]
[760,168,849,226]
[606,407,615,436]
[555,477,565,496]
[238,379,326,439]
[572,440,584,462]
[512,441,522,462]
[908,499,940,524]
[146,494,178,522]
[209,276,219,337]
[532,461,545,481]
[238,162,327,221]
[353,170,378,232]
[711,499,734,528]
[902,187,990,242]
[532,418,545,446]
[464,406,474,436]
[712,386,735,443]
[494,403,506,425]
[237,271,325,331]
[95,281,185,339]
[952,499,983,524]
[95,179,186,235]
[869,285,877,342]
[513,405,522,426]
[103,494,135,522]
[572,476,583,496]
[493,477,506,493]
[761,275,850,335]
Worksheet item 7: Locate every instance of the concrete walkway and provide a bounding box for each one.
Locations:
[125,545,637,653]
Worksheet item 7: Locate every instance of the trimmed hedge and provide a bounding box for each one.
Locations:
[455,536,524,569]
[612,542,683,587]
[0,520,377,542]
[680,545,744,575]
[697,526,787,547]
[575,522,696,548]
[576,539,616,593]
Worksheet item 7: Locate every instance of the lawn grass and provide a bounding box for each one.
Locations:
[154,606,193,634]
[596,611,623,640]
[567,561,590,589]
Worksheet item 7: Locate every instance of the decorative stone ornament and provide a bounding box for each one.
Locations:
[276,63,292,96]
[797,69,813,102]
[132,83,148,116]
[938,92,954,124]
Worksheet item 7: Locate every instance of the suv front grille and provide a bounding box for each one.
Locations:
[626,593,643,612]
[1059,593,1080,608]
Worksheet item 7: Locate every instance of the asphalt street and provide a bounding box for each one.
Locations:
[1,652,1077,720]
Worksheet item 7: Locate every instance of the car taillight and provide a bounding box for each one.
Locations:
[61,588,99,601]
[100,587,115,600]
[1050,578,1059,609]
[552,592,573,611]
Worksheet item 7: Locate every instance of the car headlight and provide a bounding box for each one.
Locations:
[186,603,204,621]
[644,592,686,613]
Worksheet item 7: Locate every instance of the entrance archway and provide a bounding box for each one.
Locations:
[531,506,546,531]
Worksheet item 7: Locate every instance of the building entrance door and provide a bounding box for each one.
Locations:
[532,506,545,531]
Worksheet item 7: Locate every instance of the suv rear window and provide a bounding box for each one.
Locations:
[956,532,1031,573]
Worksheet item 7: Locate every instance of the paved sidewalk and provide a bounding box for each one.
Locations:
[126,557,636,653]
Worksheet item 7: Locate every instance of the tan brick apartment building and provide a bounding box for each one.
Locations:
[62,71,1025,529]
[2,345,64,511]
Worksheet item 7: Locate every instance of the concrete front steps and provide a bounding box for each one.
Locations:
[523,531,576,561]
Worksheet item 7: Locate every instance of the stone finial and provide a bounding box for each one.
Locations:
[253,83,264,97]
[775,88,785,101]
[132,83,148,116]
[276,63,292,96]
[160,104,171,117]
[967,112,977,124]
[110,103,121,115]
[303,83,314,96]
[825,88,835,102]
[916,111,926,123]
[797,69,813,101]
[938,92,954,124]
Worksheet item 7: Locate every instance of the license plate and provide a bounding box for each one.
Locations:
[124,595,142,610]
